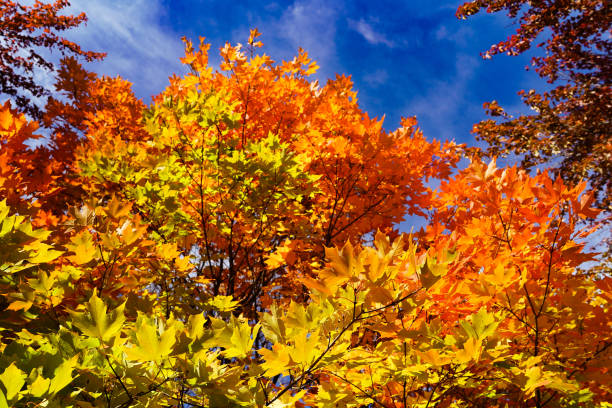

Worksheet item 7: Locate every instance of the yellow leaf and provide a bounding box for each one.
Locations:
[0,363,25,400]
[104,196,132,218]
[66,231,97,265]
[29,375,50,398]
[417,349,450,366]
[484,159,497,179]
[365,286,394,307]
[205,295,240,312]
[524,366,551,396]
[26,243,62,264]
[69,290,125,342]
[489,263,516,287]
[0,389,7,408]
[49,356,78,394]
[289,329,318,366]
[455,337,482,364]
[157,242,180,260]
[6,300,32,312]
[27,270,56,293]
[259,344,291,377]
[126,314,176,362]
[117,220,146,245]
[187,313,206,340]
[301,276,333,296]
[226,316,259,359]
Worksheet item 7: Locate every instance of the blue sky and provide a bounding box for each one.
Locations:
[62,0,539,147]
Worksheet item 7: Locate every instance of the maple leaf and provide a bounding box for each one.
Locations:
[0,363,25,401]
[69,290,125,342]
[125,314,177,362]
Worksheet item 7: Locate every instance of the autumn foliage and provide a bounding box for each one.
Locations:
[457,0,611,212]
[0,0,104,120]
[0,5,610,408]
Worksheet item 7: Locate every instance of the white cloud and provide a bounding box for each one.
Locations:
[403,54,479,141]
[435,24,474,46]
[268,0,340,79]
[64,0,186,102]
[215,0,341,82]
[435,25,448,41]
[348,18,394,47]
[53,0,343,98]
[363,68,389,87]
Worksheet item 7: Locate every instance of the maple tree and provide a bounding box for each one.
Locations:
[0,12,611,408]
[456,0,611,212]
[0,0,104,120]
[69,32,460,317]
